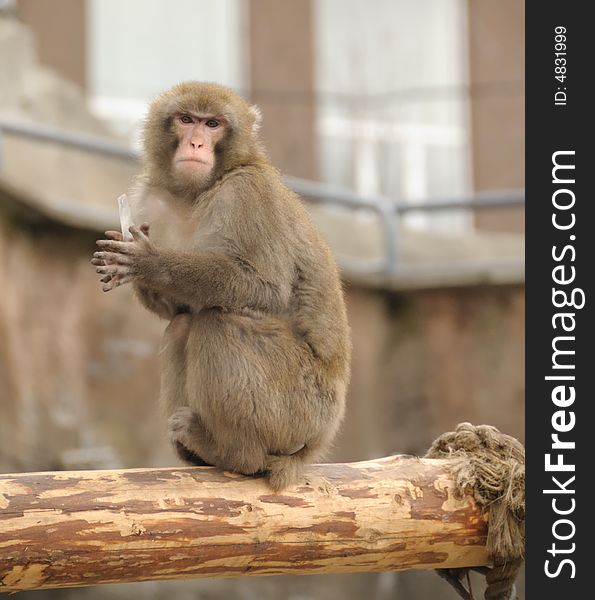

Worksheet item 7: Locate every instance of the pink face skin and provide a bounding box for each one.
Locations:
[172,112,227,179]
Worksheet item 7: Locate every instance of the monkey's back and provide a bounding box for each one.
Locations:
[194,165,348,441]
[262,166,352,379]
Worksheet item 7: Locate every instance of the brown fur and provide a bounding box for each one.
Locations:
[95,82,351,490]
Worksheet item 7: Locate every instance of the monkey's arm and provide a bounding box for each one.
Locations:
[144,251,283,312]
[94,226,285,313]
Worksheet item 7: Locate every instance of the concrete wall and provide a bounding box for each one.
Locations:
[0,200,524,475]
[341,283,524,464]
[0,213,168,473]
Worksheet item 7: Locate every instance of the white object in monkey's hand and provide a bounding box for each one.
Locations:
[118,194,134,241]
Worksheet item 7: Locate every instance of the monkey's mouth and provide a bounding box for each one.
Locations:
[175,158,213,174]
[176,158,209,165]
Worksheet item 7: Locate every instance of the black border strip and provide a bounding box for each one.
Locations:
[526,2,589,593]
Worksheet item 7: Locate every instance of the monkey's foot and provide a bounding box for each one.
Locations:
[168,407,216,467]
[174,441,213,467]
[168,406,197,436]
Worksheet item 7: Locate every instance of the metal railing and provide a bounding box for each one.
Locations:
[0,118,525,278]
[0,119,139,162]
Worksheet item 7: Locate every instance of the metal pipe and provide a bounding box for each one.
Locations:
[0,119,140,160]
[0,118,525,279]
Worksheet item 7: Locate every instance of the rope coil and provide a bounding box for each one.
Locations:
[425,423,525,600]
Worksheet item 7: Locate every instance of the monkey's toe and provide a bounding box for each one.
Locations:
[174,441,213,467]
[167,406,196,434]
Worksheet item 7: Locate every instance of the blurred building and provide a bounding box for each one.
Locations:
[1,1,524,599]
[16,0,523,232]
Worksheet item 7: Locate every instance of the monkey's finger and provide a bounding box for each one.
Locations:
[96,263,131,276]
[91,258,112,266]
[95,264,117,275]
[100,273,125,284]
[105,275,133,291]
[101,275,121,291]
[140,222,150,236]
[96,240,136,254]
[93,251,134,265]
[102,276,131,292]
[101,280,119,292]
[91,253,118,266]
[92,254,131,266]
[104,230,124,241]
[129,225,150,244]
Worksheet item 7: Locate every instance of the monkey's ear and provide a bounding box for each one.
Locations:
[249,105,262,135]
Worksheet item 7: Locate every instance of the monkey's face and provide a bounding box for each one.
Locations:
[171,112,227,187]
[144,82,265,196]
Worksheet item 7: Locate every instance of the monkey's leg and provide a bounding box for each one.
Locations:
[192,312,341,487]
[169,405,271,477]
[159,313,192,416]
[160,313,214,467]
[173,441,212,467]
[168,406,219,468]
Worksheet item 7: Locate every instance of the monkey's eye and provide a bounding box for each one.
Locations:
[205,119,220,128]
[179,114,194,124]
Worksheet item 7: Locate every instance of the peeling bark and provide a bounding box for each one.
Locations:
[0,456,489,592]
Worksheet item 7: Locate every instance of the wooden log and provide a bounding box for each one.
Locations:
[0,456,489,592]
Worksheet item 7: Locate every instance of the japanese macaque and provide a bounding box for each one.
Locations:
[93,82,351,490]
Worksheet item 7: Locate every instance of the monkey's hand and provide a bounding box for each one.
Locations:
[92,229,130,291]
[93,223,156,292]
